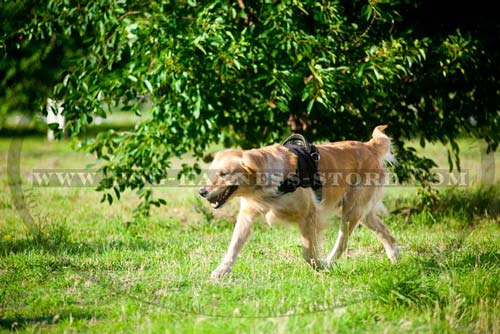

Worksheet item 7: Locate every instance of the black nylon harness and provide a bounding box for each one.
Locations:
[278,134,322,201]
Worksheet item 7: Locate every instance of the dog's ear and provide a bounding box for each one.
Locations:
[241,150,267,174]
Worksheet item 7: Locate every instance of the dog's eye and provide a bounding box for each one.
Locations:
[218,171,229,177]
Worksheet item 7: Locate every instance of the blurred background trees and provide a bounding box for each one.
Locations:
[1,0,499,214]
[1,1,78,128]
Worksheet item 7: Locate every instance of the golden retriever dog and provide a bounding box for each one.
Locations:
[199,125,400,278]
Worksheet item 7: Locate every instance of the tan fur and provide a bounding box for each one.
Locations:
[201,126,400,278]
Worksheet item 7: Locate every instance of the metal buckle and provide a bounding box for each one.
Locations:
[310,152,320,161]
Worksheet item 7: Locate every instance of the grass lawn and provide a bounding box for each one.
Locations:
[1,135,499,333]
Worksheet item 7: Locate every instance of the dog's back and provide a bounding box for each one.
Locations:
[314,125,391,209]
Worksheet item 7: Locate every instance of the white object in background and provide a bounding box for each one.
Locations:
[94,116,104,125]
[46,98,65,141]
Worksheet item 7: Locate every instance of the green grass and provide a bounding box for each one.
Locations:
[1,137,499,333]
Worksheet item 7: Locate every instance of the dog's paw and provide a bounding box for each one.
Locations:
[304,258,328,271]
[210,265,232,279]
[311,259,328,271]
[388,246,401,264]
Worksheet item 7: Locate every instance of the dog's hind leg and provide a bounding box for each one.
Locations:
[325,219,359,266]
[362,210,400,263]
[210,199,258,279]
[325,197,363,266]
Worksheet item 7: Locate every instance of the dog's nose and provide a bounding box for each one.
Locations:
[198,187,208,198]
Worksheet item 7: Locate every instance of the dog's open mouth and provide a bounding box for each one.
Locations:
[208,186,238,209]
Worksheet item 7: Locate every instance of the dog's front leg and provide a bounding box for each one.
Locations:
[299,211,326,270]
[210,199,257,279]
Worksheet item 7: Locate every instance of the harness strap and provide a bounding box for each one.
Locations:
[279,134,322,201]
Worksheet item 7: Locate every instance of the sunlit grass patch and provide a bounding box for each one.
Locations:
[1,137,499,333]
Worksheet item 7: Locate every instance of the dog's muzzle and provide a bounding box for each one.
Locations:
[199,185,238,209]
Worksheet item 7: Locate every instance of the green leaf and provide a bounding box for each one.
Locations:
[48,123,61,130]
[361,5,373,21]
[144,79,153,94]
[306,99,315,114]
[114,187,121,200]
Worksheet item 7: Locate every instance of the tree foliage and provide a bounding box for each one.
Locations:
[2,0,499,215]
[0,1,79,125]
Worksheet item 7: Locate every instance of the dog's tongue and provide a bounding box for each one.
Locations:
[211,201,220,209]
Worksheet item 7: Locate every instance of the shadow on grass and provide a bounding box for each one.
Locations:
[0,222,163,256]
[447,250,500,269]
[368,247,500,310]
[0,311,99,331]
[391,184,500,227]
[435,185,500,219]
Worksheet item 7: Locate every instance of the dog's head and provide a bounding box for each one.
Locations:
[198,149,246,209]
[198,145,296,209]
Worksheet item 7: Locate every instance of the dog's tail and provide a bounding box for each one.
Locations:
[369,125,395,164]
